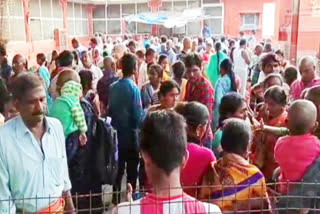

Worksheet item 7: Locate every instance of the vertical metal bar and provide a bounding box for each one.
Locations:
[39,0,44,40]
[289,0,301,65]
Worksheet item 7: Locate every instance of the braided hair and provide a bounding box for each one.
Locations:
[220,58,237,92]
[215,42,222,75]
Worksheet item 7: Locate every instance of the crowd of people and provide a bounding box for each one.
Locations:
[0,31,320,213]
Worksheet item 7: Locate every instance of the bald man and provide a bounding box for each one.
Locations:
[8,54,28,90]
[291,56,320,100]
[97,56,119,115]
[177,37,191,62]
[275,100,320,194]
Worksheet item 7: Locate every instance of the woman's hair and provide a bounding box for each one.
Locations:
[172,61,185,79]
[221,118,251,156]
[79,69,93,90]
[215,42,222,75]
[220,58,237,92]
[159,80,180,97]
[158,54,168,65]
[284,66,298,86]
[51,50,58,63]
[219,92,245,127]
[72,51,80,65]
[263,73,283,89]
[184,53,202,68]
[175,101,209,129]
[264,85,287,106]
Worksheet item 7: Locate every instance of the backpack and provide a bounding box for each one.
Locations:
[93,117,119,185]
[80,98,119,186]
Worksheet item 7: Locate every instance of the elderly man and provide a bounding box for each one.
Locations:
[0,73,74,214]
[166,39,176,65]
[291,56,320,100]
[177,37,191,62]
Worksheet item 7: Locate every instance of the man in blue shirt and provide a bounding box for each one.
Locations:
[108,53,145,204]
[202,23,211,38]
[0,73,74,214]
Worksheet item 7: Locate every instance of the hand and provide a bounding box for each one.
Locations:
[126,183,133,203]
[79,133,87,147]
[253,119,264,133]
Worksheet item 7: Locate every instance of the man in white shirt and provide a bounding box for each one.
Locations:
[112,111,221,214]
[81,51,103,90]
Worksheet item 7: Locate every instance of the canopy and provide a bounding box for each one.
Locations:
[124,8,211,28]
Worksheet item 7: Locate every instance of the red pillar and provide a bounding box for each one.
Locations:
[148,0,162,36]
[22,0,31,43]
[87,5,94,37]
[59,0,68,30]
[290,0,301,64]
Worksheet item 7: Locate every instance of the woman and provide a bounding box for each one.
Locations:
[148,80,180,112]
[207,42,227,88]
[213,58,237,129]
[141,64,163,109]
[158,54,171,81]
[202,38,214,63]
[175,101,216,198]
[48,50,59,74]
[172,61,187,101]
[212,92,247,157]
[79,70,100,116]
[251,85,288,181]
[200,118,270,213]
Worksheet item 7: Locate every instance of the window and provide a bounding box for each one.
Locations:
[107,4,120,18]
[0,0,25,41]
[107,20,121,34]
[203,0,220,4]
[68,3,89,37]
[241,14,259,30]
[203,4,224,35]
[137,23,152,34]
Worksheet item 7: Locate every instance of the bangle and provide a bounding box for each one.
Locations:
[280,128,289,135]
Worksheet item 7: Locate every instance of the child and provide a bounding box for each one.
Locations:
[274,100,320,193]
[49,70,87,160]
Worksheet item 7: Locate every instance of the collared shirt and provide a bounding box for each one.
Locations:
[0,116,71,214]
[290,78,320,100]
[108,78,144,132]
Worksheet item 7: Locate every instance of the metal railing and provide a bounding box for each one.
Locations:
[2,182,320,213]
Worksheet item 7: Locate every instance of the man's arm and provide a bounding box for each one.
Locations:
[0,149,15,214]
[132,87,145,128]
[242,50,251,65]
[62,191,75,214]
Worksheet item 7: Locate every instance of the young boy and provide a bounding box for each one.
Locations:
[49,70,87,160]
[274,100,320,193]
[113,110,221,214]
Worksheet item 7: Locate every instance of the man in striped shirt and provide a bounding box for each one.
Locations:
[113,110,221,214]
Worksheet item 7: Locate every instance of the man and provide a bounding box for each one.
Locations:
[0,73,74,214]
[8,54,27,90]
[97,56,119,116]
[113,110,221,214]
[71,38,87,58]
[291,56,320,100]
[81,50,103,90]
[36,53,52,108]
[184,53,214,148]
[166,39,177,65]
[127,40,137,54]
[177,37,191,62]
[137,48,155,88]
[202,23,211,38]
[108,53,144,204]
[0,44,12,83]
[250,44,264,85]
[233,38,251,96]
